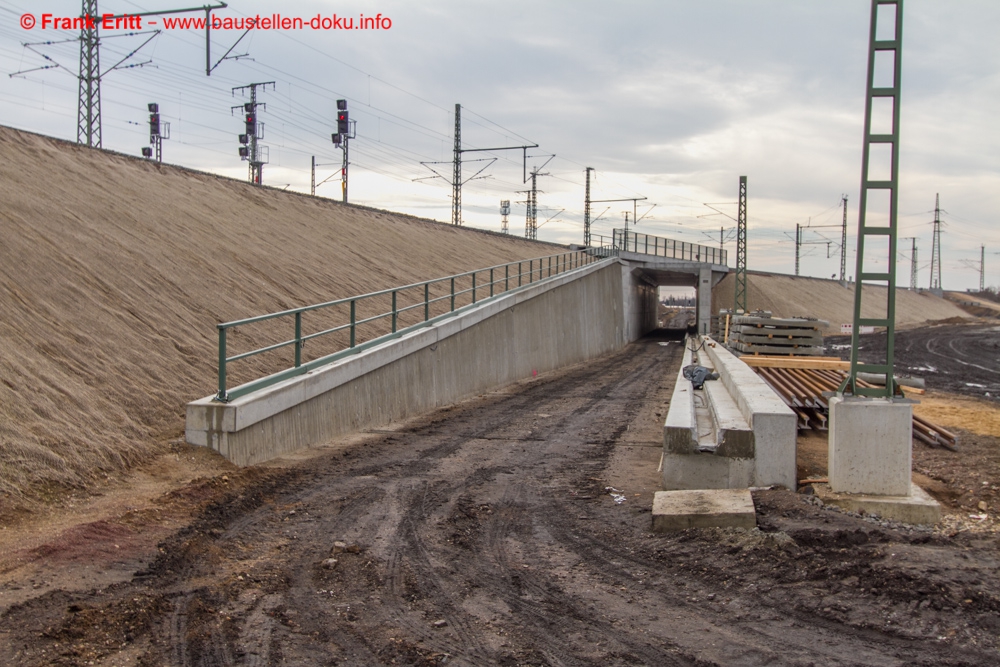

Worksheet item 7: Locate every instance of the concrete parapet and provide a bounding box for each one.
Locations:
[186,258,627,465]
[702,338,797,489]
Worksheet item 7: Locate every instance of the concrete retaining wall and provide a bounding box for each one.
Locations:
[187,258,629,465]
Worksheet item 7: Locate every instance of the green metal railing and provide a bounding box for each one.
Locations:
[214,249,611,402]
[589,230,727,266]
[613,229,727,265]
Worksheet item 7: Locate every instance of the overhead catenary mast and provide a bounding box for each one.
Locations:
[584,167,594,246]
[418,104,538,226]
[840,195,849,282]
[734,176,748,314]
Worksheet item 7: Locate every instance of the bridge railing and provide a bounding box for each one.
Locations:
[612,229,727,265]
[213,250,602,402]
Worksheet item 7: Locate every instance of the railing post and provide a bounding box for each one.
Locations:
[294,312,302,368]
[519,262,523,286]
[350,299,356,347]
[505,264,510,291]
[529,259,534,283]
[217,326,227,401]
[490,268,494,297]
[548,255,551,277]
[424,283,429,321]
[645,235,649,254]
[392,290,398,333]
[450,277,455,311]
[472,272,477,304]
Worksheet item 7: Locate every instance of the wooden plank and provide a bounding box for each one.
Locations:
[740,357,851,370]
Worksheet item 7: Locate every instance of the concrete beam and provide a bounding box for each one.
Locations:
[702,338,797,489]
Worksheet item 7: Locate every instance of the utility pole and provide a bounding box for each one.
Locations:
[232,81,274,185]
[980,244,986,292]
[930,193,942,290]
[331,100,356,203]
[900,237,918,290]
[840,195,849,281]
[500,200,510,234]
[734,175,748,315]
[452,103,461,225]
[525,171,539,240]
[795,223,801,276]
[584,167,594,246]
[311,156,316,196]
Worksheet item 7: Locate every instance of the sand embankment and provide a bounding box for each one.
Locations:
[712,271,969,334]
[0,125,561,500]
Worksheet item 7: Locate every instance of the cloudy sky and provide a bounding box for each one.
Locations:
[1,0,997,290]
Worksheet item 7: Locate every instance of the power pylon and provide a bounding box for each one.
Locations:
[734,176,748,314]
[584,167,594,246]
[929,193,943,290]
[840,195,849,281]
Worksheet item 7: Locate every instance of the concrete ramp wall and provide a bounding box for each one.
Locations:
[187,258,632,465]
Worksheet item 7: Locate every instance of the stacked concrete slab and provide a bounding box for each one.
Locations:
[728,315,827,356]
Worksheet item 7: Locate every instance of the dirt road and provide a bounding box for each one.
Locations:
[826,322,1000,399]
[2,334,999,666]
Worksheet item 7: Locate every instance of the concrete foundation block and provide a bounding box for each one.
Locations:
[829,397,912,496]
[652,488,756,532]
[813,482,941,525]
[662,453,754,490]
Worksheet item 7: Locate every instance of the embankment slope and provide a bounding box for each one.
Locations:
[0,125,560,501]
[712,272,969,334]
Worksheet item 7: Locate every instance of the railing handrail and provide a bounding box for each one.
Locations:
[611,229,727,266]
[214,249,614,402]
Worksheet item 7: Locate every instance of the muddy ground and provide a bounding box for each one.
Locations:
[1,333,999,666]
[825,322,1000,400]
